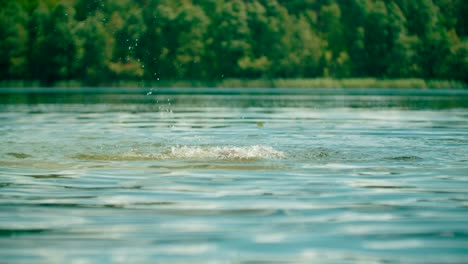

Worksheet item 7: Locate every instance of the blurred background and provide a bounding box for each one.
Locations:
[0,0,467,87]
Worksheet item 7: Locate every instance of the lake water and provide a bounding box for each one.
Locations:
[1,88,468,263]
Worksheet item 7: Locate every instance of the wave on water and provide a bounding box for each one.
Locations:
[74,145,285,161]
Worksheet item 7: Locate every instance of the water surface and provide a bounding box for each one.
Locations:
[1,88,468,263]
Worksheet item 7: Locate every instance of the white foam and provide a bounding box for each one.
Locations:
[75,145,285,161]
[165,145,285,160]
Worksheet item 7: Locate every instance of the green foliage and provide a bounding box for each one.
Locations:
[207,0,252,78]
[0,2,29,79]
[280,15,323,78]
[28,2,78,85]
[0,0,466,86]
[172,3,209,79]
[75,13,112,85]
[113,8,145,68]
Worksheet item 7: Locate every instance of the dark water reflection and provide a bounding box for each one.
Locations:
[0,88,467,263]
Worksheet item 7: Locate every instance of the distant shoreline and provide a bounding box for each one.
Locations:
[1,78,466,89]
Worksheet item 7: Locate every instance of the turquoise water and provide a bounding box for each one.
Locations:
[1,88,468,263]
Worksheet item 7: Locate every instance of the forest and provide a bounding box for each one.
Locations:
[0,0,466,86]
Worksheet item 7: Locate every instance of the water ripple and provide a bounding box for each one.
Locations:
[1,90,468,263]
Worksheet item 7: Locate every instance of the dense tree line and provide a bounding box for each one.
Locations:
[0,0,466,86]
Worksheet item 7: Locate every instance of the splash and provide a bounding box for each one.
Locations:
[166,145,285,160]
[74,145,285,161]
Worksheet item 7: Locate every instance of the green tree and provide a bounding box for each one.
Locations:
[337,0,367,77]
[28,3,50,82]
[172,3,210,79]
[317,3,351,77]
[279,14,323,78]
[406,0,453,79]
[75,0,106,21]
[29,2,78,85]
[455,0,467,37]
[75,13,112,85]
[445,37,467,82]
[277,0,320,15]
[1,0,465,84]
[206,0,252,78]
[108,7,146,81]
[0,2,29,80]
[141,0,178,80]
[240,0,289,78]
[363,0,407,77]
[11,0,61,14]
